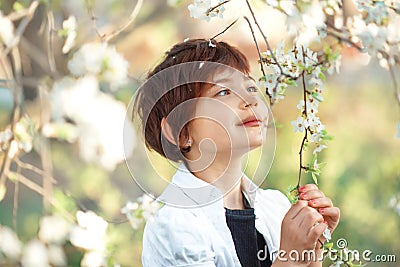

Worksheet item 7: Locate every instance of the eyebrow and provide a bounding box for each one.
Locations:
[213,75,256,85]
[213,78,231,85]
[247,75,256,82]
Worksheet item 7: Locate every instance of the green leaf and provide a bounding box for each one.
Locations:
[13,1,25,11]
[319,72,326,82]
[58,29,69,38]
[311,91,324,102]
[311,172,318,185]
[285,78,297,86]
[320,129,334,140]
[285,185,299,204]
[323,242,333,250]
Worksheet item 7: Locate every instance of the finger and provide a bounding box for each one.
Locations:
[319,207,340,229]
[308,197,333,208]
[319,207,340,218]
[308,222,328,244]
[285,200,309,220]
[298,184,319,193]
[299,189,325,201]
[298,206,324,229]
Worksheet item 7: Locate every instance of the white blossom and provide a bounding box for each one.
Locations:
[47,245,67,266]
[329,260,344,267]
[313,143,327,154]
[308,116,325,133]
[188,0,226,22]
[0,11,14,47]
[140,194,160,222]
[0,225,22,260]
[38,215,70,244]
[291,116,308,133]
[0,128,12,151]
[68,42,129,91]
[61,16,77,54]
[122,195,161,229]
[365,2,388,25]
[323,227,332,241]
[355,0,373,11]
[286,1,326,46]
[120,201,139,214]
[348,16,387,56]
[21,239,49,267]
[50,76,136,171]
[70,211,108,251]
[310,133,321,143]
[81,250,106,267]
[41,122,79,143]
[396,122,400,139]
[263,73,277,92]
[389,194,400,215]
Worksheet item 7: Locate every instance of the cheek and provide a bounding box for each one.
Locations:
[191,118,231,144]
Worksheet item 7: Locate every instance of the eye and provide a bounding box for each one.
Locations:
[247,86,258,93]
[215,89,231,96]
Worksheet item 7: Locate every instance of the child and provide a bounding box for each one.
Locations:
[134,38,340,267]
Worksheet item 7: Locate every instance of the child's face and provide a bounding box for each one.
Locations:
[187,67,269,156]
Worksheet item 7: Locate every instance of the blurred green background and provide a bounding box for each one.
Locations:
[0,0,399,266]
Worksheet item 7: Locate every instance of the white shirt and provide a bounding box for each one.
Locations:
[142,164,291,267]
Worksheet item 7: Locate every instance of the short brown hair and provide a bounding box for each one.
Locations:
[133,38,250,162]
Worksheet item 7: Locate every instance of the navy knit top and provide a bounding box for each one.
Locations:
[225,195,272,267]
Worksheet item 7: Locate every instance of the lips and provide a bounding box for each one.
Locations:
[239,115,262,127]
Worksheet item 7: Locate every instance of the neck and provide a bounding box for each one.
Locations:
[185,152,245,209]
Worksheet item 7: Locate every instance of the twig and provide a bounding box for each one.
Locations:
[2,1,39,56]
[297,71,308,189]
[14,157,56,183]
[245,0,291,78]
[13,164,20,231]
[243,16,273,104]
[0,47,23,193]
[85,0,105,40]
[103,0,144,42]
[206,0,231,16]
[38,85,54,212]
[8,172,75,222]
[210,18,239,40]
[326,30,363,52]
[46,8,57,74]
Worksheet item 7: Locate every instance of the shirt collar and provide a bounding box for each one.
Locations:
[159,162,259,208]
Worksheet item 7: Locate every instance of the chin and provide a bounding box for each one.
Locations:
[249,141,263,151]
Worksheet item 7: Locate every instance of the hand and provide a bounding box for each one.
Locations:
[276,200,328,267]
[298,184,340,241]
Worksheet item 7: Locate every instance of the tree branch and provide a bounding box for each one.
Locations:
[243,16,273,104]
[2,1,39,56]
[297,71,308,189]
[85,0,104,40]
[245,0,293,79]
[8,172,75,222]
[206,0,231,16]
[46,8,57,75]
[210,18,238,40]
[103,0,144,42]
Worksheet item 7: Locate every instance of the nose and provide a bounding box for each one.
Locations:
[240,94,258,109]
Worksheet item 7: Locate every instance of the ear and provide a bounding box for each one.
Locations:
[161,117,177,145]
